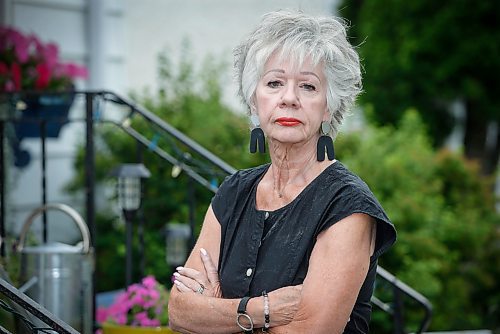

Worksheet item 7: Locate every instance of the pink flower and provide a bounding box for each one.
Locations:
[96,307,109,323]
[10,62,21,91]
[142,275,157,289]
[56,63,88,80]
[8,29,30,63]
[35,63,51,89]
[0,25,88,92]
[98,276,169,327]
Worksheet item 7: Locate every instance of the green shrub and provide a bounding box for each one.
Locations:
[337,110,500,331]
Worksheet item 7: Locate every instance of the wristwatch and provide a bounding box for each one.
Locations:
[237,296,254,333]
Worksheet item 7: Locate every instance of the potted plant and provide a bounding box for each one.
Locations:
[0,25,88,140]
[97,275,177,334]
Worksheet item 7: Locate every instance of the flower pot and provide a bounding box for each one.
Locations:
[102,324,178,334]
[14,93,74,140]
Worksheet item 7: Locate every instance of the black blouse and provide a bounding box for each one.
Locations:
[211,162,396,333]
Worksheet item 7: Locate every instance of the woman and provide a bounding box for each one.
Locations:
[168,10,396,333]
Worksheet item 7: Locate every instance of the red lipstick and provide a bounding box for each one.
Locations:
[276,117,301,126]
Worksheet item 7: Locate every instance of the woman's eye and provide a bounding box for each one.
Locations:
[301,83,316,91]
[267,81,282,88]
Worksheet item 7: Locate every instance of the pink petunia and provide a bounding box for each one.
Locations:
[95,307,109,323]
[8,29,30,63]
[97,276,168,327]
[35,63,51,89]
[142,276,157,289]
[40,42,59,69]
[11,62,21,90]
[56,63,88,80]
[0,62,8,75]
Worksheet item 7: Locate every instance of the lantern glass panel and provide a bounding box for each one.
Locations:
[165,223,191,266]
[118,177,141,211]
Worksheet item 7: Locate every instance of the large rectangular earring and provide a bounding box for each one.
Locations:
[250,114,266,153]
[317,121,335,161]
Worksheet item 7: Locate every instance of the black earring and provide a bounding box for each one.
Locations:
[317,121,335,161]
[250,115,266,154]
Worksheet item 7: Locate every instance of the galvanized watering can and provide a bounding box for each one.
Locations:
[16,203,93,334]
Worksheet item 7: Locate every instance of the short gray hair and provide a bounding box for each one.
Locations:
[234,10,362,138]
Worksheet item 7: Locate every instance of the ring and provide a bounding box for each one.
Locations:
[196,283,205,294]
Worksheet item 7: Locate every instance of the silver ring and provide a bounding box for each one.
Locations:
[196,283,205,294]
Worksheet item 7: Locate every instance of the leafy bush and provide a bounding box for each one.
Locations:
[336,110,500,331]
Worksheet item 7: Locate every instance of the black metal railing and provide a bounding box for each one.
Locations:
[373,266,432,333]
[0,277,78,334]
[99,91,236,192]
[0,91,432,333]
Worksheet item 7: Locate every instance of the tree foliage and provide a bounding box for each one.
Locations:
[336,111,500,331]
[338,0,500,174]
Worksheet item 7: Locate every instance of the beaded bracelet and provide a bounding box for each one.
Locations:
[262,290,270,332]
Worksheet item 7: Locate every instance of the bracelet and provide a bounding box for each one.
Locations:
[262,291,270,332]
[237,296,254,333]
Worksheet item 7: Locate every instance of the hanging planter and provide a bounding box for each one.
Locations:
[0,25,87,140]
[14,93,74,140]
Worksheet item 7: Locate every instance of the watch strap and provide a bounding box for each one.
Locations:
[238,296,251,314]
[237,296,254,333]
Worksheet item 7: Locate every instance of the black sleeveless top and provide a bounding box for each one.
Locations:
[211,162,396,333]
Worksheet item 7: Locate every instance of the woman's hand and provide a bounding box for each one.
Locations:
[173,247,302,329]
[173,248,222,298]
[267,285,303,326]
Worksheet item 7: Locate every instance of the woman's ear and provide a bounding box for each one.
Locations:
[322,109,331,122]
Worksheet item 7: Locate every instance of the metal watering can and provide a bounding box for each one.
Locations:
[16,203,93,334]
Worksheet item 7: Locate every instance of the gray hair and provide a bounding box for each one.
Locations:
[234,10,362,138]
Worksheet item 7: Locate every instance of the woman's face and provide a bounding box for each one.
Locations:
[255,53,329,147]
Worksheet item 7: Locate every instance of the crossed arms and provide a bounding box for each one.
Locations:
[168,205,376,334]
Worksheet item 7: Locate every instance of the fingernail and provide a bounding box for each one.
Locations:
[200,248,207,256]
[176,266,184,271]
[174,280,181,286]
[173,272,180,277]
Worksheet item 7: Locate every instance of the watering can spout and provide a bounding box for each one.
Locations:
[18,276,38,293]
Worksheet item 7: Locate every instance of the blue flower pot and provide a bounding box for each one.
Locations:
[14,93,74,140]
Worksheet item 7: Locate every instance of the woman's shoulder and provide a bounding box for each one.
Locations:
[324,161,373,196]
[216,164,269,196]
[324,161,396,257]
[321,161,392,228]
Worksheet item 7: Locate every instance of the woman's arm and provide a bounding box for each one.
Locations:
[168,205,301,333]
[168,205,244,333]
[269,213,376,334]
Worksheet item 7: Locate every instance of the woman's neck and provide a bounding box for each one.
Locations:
[267,140,332,198]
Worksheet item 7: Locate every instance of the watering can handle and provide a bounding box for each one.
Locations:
[17,203,91,253]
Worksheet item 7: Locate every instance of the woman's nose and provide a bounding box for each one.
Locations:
[279,84,300,108]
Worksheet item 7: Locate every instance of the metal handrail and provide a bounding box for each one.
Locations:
[373,266,433,333]
[100,91,237,176]
[0,278,79,334]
